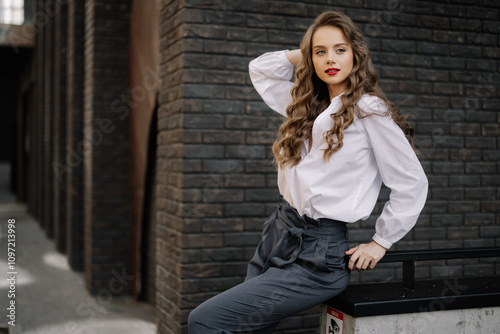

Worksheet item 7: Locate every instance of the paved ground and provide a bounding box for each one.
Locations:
[0,163,157,334]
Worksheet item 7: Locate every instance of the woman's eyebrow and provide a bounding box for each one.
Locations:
[313,43,349,49]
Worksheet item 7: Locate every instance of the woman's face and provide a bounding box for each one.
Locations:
[311,26,354,99]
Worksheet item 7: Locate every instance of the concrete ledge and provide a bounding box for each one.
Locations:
[320,276,500,334]
[320,305,500,334]
[325,276,500,317]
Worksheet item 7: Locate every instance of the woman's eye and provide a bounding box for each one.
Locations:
[337,49,346,53]
[315,50,325,55]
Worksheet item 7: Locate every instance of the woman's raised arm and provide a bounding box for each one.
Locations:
[285,49,301,66]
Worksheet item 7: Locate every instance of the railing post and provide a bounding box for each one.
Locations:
[402,260,415,291]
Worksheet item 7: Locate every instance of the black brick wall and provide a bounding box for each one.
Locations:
[65,0,85,271]
[53,0,67,253]
[83,0,133,294]
[42,0,54,237]
[155,1,499,333]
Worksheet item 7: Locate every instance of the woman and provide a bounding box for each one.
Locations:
[188,10,428,333]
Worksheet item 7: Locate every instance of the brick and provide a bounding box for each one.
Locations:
[449,124,480,136]
[432,188,464,200]
[203,130,245,144]
[449,175,480,186]
[183,145,224,159]
[225,174,266,188]
[414,227,446,239]
[480,226,500,237]
[245,189,279,202]
[466,8,498,20]
[398,27,432,40]
[464,213,496,225]
[204,40,247,55]
[223,232,262,246]
[447,226,479,239]
[482,175,500,186]
[203,100,245,113]
[432,57,465,70]
[450,18,481,32]
[483,21,500,34]
[432,162,464,174]
[201,188,245,204]
[417,15,449,29]
[247,14,286,28]
[371,52,401,66]
[416,42,448,56]
[465,187,496,200]
[465,137,496,149]
[183,83,225,99]
[433,83,463,96]
[431,239,463,249]
[184,114,224,129]
[433,31,465,44]
[482,150,500,161]
[421,200,448,214]
[201,219,244,232]
[448,201,480,213]
[482,124,500,136]
[225,145,266,159]
[225,115,268,129]
[203,159,244,173]
[286,16,313,31]
[182,233,223,248]
[225,203,265,217]
[204,70,246,85]
[182,263,221,278]
[380,66,414,79]
[464,238,495,248]
[416,69,448,82]
[381,39,415,53]
[465,162,496,174]
[450,45,482,58]
[434,4,467,17]
[427,175,448,188]
[398,55,432,68]
[398,82,432,94]
[465,33,497,46]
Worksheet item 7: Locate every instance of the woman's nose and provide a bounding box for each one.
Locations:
[327,54,335,64]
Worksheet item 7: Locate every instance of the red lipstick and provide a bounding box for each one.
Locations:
[325,68,340,75]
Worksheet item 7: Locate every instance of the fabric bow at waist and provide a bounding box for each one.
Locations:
[262,197,347,272]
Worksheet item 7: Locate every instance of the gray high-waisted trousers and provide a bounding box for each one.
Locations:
[188,196,350,333]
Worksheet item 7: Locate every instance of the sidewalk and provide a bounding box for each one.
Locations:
[0,163,157,334]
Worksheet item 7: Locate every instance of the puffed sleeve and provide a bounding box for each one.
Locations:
[249,50,294,117]
[359,96,428,249]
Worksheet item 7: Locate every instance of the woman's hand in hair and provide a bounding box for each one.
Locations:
[345,241,387,271]
[285,49,302,66]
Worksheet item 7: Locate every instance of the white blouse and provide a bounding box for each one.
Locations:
[249,50,428,249]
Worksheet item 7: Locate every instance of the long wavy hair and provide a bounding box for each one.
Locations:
[272,11,415,168]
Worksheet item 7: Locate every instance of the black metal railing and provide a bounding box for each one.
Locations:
[379,247,500,291]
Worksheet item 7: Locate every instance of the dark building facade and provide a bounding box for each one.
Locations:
[3,0,499,333]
